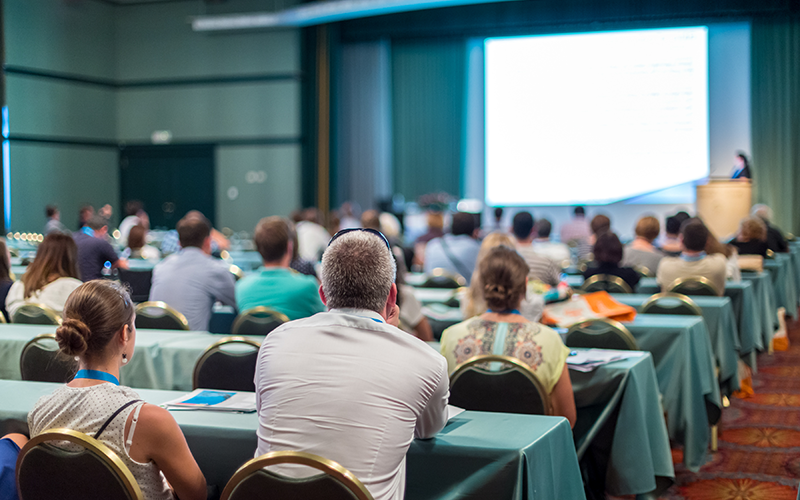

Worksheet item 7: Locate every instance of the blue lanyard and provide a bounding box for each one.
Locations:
[681,252,707,262]
[487,309,521,315]
[74,369,119,385]
[81,227,95,237]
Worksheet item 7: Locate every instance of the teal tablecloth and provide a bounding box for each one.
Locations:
[741,271,777,353]
[612,294,740,392]
[0,380,586,500]
[0,324,252,391]
[622,315,721,472]
[763,253,798,318]
[570,351,674,495]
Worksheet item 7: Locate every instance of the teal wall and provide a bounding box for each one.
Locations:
[3,0,302,233]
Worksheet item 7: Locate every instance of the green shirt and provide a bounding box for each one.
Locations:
[235,267,326,321]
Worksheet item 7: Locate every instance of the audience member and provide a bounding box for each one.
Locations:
[674,211,691,224]
[441,246,576,427]
[656,218,727,295]
[149,212,236,330]
[6,233,82,317]
[660,215,682,256]
[751,204,789,253]
[0,239,13,322]
[338,201,361,230]
[254,229,448,500]
[118,200,150,246]
[730,216,768,257]
[560,206,591,244]
[413,211,446,270]
[236,217,325,320]
[289,228,317,279]
[512,211,560,286]
[423,212,481,283]
[463,232,544,322]
[395,258,434,341]
[589,214,611,241]
[159,210,230,256]
[296,207,331,262]
[77,204,94,229]
[706,231,741,282]
[44,205,69,235]
[123,225,161,261]
[584,232,640,290]
[0,433,26,500]
[622,216,664,274]
[73,215,128,281]
[532,218,570,265]
[27,280,207,500]
[492,207,504,231]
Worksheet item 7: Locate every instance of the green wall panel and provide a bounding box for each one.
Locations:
[6,74,116,140]
[114,2,300,80]
[216,145,302,232]
[116,81,300,141]
[4,0,115,78]
[8,143,118,232]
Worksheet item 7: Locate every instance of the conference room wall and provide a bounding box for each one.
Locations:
[8,143,119,233]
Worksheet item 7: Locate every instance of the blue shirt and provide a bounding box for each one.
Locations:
[423,235,481,284]
[236,267,325,320]
[149,247,236,330]
[73,231,119,281]
[0,438,20,500]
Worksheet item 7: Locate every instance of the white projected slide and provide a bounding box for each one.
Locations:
[485,27,709,206]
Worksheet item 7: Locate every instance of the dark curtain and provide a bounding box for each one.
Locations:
[751,17,800,234]
[392,40,466,202]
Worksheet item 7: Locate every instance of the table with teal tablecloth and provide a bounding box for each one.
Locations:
[0,324,252,391]
[611,294,740,391]
[570,351,674,496]
[0,380,586,500]
[622,315,721,472]
[763,253,798,318]
[741,271,777,353]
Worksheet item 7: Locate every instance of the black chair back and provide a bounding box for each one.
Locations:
[221,451,373,500]
[667,276,720,297]
[134,302,190,330]
[17,429,143,500]
[641,292,702,316]
[581,274,633,294]
[193,337,261,391]
[565,318,638,350]
[231,307,289,336]
[117,269,152,303]
[20,334,77,383]
[449,355,550,415]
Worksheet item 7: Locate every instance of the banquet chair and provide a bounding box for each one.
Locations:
[220,451,373,500]
[634,265,653,278]
[16,428,144,500]
[667,276,720,297]
[581,274,633,294]
[134,301,190,330]
[640,292,702,316]
[231,307,289,336]
[448,355,551,416]
[20,333,78,383]
[12,303,62,325]
[421,268,467,289]
[117,269,152,303]
[193,336,261,391]
[565,318,638,350]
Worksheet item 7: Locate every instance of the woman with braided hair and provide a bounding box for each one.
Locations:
[440,246,576,427]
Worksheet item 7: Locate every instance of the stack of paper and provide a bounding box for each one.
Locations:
[162,389,257,413]
[566,349,643,372]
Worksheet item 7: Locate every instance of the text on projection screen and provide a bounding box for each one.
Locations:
[484,27,709,206]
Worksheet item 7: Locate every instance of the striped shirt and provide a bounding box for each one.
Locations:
[515,245,561,286]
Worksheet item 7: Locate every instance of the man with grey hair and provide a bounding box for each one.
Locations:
[253,229,449,500]
[751,204,788,253]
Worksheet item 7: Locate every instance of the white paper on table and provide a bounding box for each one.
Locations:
[447,405,465,421]
[566,349,644,371]
[162,389,256,412]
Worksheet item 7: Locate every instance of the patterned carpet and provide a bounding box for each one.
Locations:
[657,314,800,500]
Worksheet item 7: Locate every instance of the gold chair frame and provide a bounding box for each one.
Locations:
[229,264,245,281]
[667,276,721,297]
[634,265,653,278]
[449,354,552,415]
[192,336,262,390]
[231,306,290,335]
[134,301,190,330]
[220,450,374,500]
[581,274,633,294]
[641,292,702,316]
[16,428,144,500]
[566,318,638,350]
[12,303,62,325]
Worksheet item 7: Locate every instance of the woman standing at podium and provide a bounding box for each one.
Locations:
[732,152,752,180]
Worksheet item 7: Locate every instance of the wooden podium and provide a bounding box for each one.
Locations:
[696,180,752,239]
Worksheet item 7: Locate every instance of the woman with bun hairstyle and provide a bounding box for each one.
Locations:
[6,233,82,318]
[440,246,576,427]
[27,280,207,500]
